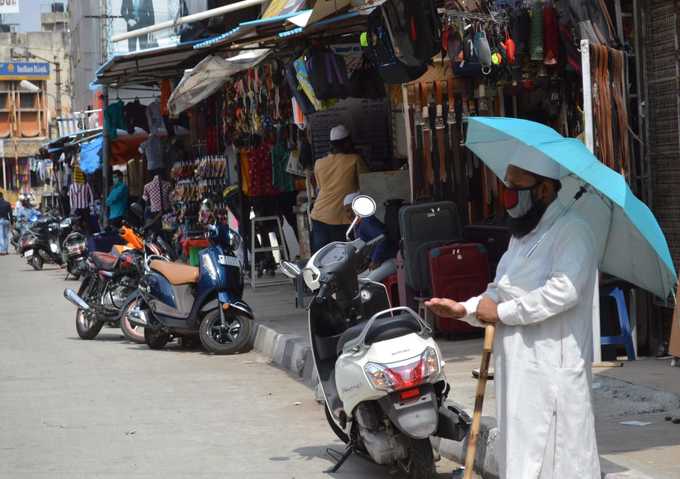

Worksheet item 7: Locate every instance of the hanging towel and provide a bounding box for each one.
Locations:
[530,1,544,61]
[543,4,560,65]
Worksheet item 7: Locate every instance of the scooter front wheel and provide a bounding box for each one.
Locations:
[199,310,252,355]
[31,255,43,270]
[120,297,146,344]
[144,328,170,350]
[400,438,435,479]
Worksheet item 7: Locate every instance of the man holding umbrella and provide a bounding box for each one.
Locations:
[429,158,601,478]
[427,117,677,479]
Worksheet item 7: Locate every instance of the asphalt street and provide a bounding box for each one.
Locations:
[0,254,462,479]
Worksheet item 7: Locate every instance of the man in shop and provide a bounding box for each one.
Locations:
[426,163,601,478]
[0,191,13,255]
[310,125,368,253]
[120,0,155,52]
[106,171,129,228]
[343,192,397,282]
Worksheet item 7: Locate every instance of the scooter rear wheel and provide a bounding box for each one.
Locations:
[400,438,435,479]
[199,310,252,355]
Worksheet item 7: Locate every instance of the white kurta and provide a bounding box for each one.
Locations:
[461,201,601,479]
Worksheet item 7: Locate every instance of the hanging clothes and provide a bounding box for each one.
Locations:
[225,144,240,186]
[160,79,172,117]
[146,101,164,135]
[240,149,251,196]
[248,142,279,197]
[140,135,163,172]
[124,99,149,133]
[271,141,294,192]
[69,182,94,214]
[142,175,172,214]
[72,162,86,184]
[104,100,126,139]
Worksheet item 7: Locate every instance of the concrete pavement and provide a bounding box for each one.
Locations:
[0,254,466,479]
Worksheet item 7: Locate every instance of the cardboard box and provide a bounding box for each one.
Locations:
[670,284,680,357]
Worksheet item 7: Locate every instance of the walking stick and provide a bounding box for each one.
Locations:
[463,324,496,479]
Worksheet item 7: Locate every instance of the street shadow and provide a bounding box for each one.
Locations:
[65,334,126,343]
[293,444,455,478]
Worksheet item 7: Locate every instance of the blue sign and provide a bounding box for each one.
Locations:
[0,62,50,79]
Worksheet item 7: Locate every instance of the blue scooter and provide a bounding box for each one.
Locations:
[127,204,254,354]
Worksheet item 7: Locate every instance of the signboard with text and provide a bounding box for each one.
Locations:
[0,0,19,14]
[0,62,50,80]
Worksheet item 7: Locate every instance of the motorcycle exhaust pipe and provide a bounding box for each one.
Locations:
[63,288,90,310]
[128,307,148,326]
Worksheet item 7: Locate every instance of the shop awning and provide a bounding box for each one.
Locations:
[45,128,103,155]
[168,50,271,116]
[193,10,311,50]
[93,40,206,87]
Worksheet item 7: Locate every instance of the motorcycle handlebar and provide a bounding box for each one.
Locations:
[315,283,330,303]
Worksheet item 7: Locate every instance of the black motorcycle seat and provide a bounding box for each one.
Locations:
[336,314,422,355]
[91,252,119,271]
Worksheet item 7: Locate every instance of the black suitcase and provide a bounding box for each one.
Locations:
[462,224,511,278]
[399,201,462,293]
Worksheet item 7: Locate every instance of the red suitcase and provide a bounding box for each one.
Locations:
[428,243,489,336]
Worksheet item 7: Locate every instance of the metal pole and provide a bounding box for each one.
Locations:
[581,39,595,154]
[102,87,110,227]
[401,85,414,203]
[54,56,63,119]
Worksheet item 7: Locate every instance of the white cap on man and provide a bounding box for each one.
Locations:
[330,124,350,142]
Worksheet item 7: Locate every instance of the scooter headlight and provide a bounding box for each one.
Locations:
[364,347,441,392]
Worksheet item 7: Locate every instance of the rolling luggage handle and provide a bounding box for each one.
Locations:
[342,306,430,354]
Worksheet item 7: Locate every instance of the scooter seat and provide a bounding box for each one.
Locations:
[150,260,199,285]
[336,314,422,355]
[91,252,119,271]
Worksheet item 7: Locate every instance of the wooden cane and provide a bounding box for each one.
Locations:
[463,324,496,479]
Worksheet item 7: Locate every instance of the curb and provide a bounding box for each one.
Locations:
[251,322,656,479]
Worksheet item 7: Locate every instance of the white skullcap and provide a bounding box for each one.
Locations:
[343,192,360,206]
[330,124,350,142]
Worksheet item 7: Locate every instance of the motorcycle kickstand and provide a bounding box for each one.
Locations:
[325,442,354,473]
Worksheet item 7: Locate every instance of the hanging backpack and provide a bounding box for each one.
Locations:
[306,47,350,101]
[285,61,316,115]
[380,0,441,67]
[349,55,387,99]
[365,7,427,84]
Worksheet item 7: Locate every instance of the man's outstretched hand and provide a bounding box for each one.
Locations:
[425,298,466,319]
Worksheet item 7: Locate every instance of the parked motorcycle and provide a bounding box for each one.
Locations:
[21,215,64,270]
[10,210,41,252]
[62,220,174,342]
[60,216,88,280]
[126,204,254,354]
[280,195,470,479]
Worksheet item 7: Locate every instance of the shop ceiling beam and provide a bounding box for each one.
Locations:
[111,0,268,43]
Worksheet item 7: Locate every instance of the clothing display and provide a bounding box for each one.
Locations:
[146,100,164,135]
[104,100,126,139]
[140,135,163,171]
[69,183,94,214]
[124,100,149,133]
[143,175,172,213]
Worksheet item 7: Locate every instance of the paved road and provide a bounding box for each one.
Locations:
[0,254,461,479]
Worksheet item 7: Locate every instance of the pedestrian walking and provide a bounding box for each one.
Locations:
[310,125,367,253]
[427,162,601,478]
[0,191,13,255]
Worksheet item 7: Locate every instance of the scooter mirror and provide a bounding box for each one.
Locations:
[352,195,376,218]
[280,261,302,279]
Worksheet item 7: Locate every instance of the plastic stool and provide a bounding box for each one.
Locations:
[601,287,636,361]
[250,215,290,289]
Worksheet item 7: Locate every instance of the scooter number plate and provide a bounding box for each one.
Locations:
[218,255,240,267]
[24,249,33,258]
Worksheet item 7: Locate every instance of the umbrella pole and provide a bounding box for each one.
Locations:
[464,324,496,479]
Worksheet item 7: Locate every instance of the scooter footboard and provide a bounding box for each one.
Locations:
[377,384,439,440]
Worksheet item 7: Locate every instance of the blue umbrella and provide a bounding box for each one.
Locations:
[465,116,677,300]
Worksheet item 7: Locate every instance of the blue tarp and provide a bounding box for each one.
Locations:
[79,135,103,174]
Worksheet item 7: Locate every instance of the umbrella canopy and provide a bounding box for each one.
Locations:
[465,116,677,300]
[168,51,269,116]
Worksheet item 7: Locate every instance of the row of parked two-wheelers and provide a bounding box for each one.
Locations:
[16,202,256,355]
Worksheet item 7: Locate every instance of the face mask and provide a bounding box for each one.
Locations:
[503,183,548,238]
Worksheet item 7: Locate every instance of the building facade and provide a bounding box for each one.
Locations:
[0,10,71,191]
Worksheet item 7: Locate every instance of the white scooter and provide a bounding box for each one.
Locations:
[280,195,470,479]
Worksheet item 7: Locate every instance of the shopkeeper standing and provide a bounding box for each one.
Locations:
[106,171,129,228]
[310,125,367,252]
